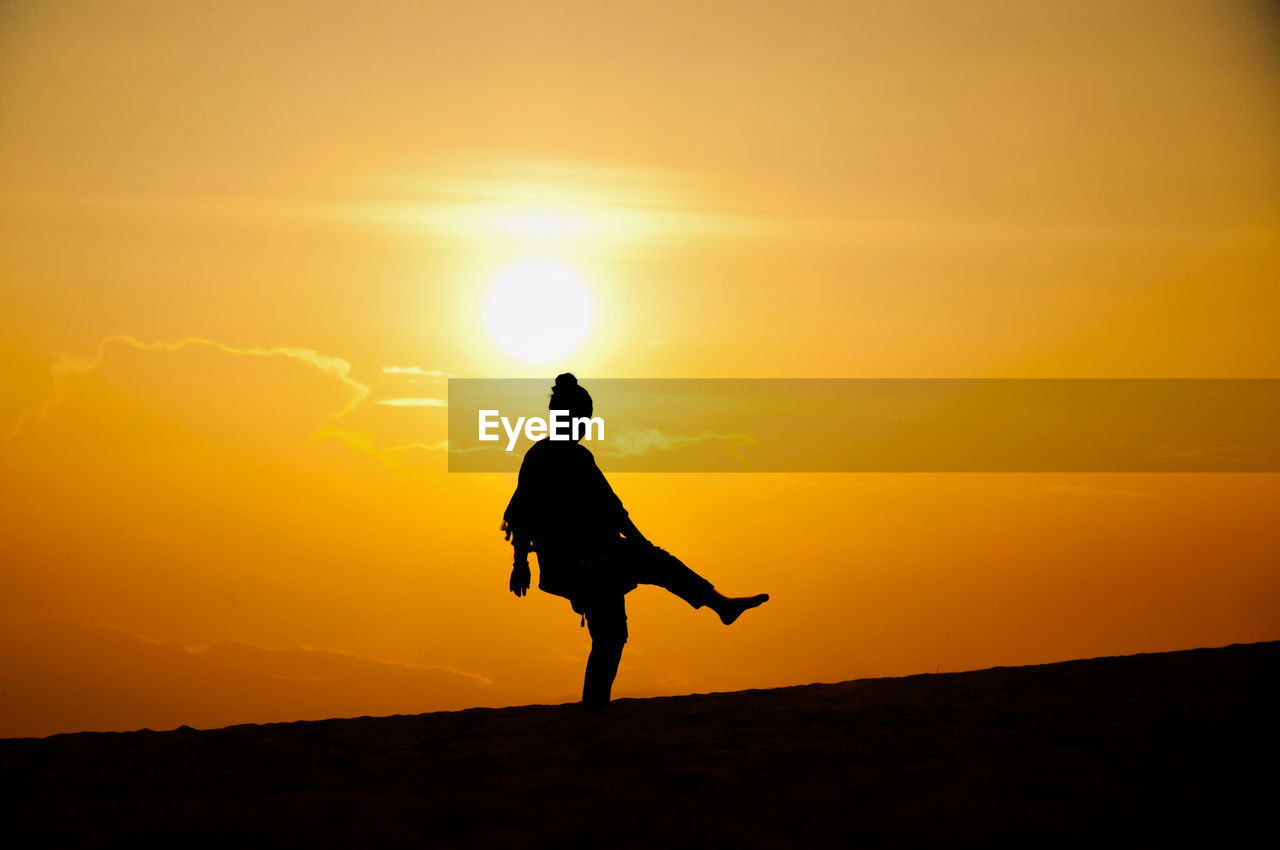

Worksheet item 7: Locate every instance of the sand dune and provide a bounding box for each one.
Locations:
[1,641,1274,847]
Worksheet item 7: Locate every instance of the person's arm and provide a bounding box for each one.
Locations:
[506,525,531,598]
[503,450,536,598]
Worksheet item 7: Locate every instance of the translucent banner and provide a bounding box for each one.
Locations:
[447,379,1280,472]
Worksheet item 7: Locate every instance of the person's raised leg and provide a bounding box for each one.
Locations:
[625,540,768,625]
[581,594,627,710]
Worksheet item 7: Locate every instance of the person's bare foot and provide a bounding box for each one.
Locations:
[716,593,769,625]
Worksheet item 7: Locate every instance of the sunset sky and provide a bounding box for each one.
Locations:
[2,0,1278,737]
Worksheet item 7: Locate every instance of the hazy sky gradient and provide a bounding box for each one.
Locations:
[1,0,1277,736]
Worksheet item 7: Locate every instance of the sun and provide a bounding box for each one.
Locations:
[483,259,593,363]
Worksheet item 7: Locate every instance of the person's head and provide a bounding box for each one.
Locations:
[550,373,592,434]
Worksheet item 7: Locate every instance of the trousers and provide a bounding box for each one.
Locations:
[578,541,716,708]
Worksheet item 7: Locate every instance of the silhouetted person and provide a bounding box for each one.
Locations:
[503,373,769,710]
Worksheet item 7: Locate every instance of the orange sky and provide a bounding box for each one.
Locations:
[1,0,1278,737]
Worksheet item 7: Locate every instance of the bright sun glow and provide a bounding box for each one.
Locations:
[484,259,593,363]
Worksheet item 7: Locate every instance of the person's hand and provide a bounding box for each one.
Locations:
[509,561,531,598]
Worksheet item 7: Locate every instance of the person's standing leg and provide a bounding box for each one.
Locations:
[581,593,627,710]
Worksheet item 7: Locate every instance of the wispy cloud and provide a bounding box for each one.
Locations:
[1034,484,1157,500]
[5,335,371,443]
[0,618,499,736]
[382,366,452,377]
[31,618,493,686]
[601,428,754,458]
[190,639,494,686]
[333,155,776,244]
[375,397,447,407]
[1145,444,1280,463]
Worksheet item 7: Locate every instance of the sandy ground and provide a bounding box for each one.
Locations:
[1,641,1274,848]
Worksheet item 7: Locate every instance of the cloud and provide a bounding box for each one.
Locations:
[375,397,448,407]
[1034,484,1156,500]
[0,335,524,735]
[7,335,370,444]
[1144,444,1280,464]
[67,336,368,414]
[0,619,499,738]
[333,155,778,244]
[601,428,754,458]
[314,428,450,457]
[382,366,451,377]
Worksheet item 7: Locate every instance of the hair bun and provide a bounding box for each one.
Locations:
[553,373,578,390]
